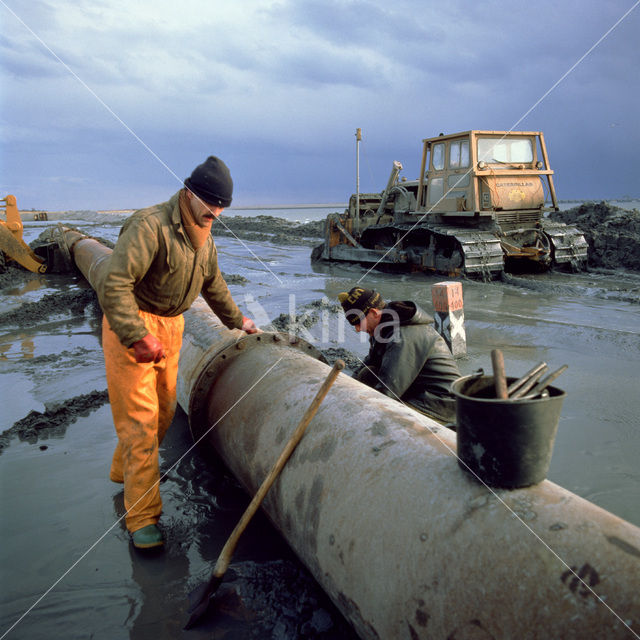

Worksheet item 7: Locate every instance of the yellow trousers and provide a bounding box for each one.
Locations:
[102,311,184,533]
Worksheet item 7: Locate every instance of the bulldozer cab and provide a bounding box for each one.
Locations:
[416,131,559,216]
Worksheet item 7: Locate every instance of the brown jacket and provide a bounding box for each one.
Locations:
[98,191,244,346]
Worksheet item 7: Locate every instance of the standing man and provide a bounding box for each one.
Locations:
[98,156,258,549]
[338,286,460,424]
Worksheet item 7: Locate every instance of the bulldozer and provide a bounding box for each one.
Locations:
[311,130,588,278]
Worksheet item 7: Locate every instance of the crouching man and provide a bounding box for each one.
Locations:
[338,286,460,424]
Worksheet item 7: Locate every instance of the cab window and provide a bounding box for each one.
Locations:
[428,177,444,204]
[449,140,469,168]
[432,143,445,170]
[478,137,533,164]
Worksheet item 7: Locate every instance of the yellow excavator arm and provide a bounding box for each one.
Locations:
[0,195,47,273]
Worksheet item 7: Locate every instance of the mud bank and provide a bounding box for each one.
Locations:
[0,286,99,326]
[550,201,640,271]
[209,202,640,270]
[0,262,33,289]
[269,299,340,330]
[212,215,324,246]
[0,389,108,452]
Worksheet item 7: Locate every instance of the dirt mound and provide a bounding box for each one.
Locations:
[0,287,99,326]
[268,298,343,334]
[0,389,109,453]
[0,261,35,289]
[221,272,249,285]
[320,347,361,373]
[212,215,324,246]
[549,202,640,271]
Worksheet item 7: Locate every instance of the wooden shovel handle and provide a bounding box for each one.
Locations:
[491,349,508,400]
[212,359,345,577]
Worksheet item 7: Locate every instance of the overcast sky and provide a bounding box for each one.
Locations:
[1,0,639,211]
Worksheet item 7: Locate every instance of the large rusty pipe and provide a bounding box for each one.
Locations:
[63,232,112,291]
[177,298,640,640]
[64,230,640,640]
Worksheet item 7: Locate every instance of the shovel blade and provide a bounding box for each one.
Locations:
[184,575,223,630]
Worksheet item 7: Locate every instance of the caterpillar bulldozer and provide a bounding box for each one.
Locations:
[311,130,588,278]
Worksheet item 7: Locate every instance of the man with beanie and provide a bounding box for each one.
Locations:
[99,156,258,550]
[338,286,460,424]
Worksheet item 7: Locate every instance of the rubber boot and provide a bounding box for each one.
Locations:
[131,524,164,549]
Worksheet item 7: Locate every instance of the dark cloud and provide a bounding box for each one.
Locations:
[266,0,437,45]
[0,39,67,79]
[1,0,638,209]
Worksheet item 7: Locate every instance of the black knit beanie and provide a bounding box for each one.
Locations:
[184,156,233,207]
[337,287,384,325]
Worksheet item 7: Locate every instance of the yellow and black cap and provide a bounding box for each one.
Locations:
[337,287,384,325]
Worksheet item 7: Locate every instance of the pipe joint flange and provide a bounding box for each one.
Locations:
[188,332,327,441]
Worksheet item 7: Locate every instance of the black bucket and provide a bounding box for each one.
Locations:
[452,374,566,489]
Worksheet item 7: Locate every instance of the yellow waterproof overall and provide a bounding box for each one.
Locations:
[102,311,184,533]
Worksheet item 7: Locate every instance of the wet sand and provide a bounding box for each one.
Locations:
[1,208,640,639]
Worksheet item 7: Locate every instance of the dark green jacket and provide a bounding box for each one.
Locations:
[358,301,460,421]
[98,191,244,346]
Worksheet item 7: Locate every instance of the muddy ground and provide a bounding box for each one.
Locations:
[1,201,639,639]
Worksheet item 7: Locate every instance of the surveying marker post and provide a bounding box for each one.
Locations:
[431,281,466,357]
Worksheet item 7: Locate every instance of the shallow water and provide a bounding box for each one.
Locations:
[1,215,639,639]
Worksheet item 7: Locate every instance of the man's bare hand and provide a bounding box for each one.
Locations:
[132,333,166,363]
[241,316,260,334]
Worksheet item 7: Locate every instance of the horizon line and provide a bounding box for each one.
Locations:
[14,197,640,215]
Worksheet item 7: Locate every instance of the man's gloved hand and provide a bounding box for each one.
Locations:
[241,316,260,334]
[132,333,166,363]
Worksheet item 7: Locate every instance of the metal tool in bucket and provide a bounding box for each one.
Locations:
[452,350,567,489]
